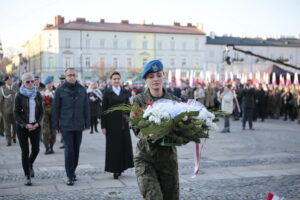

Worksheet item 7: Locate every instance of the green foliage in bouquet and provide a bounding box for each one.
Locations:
[105,104,218,146]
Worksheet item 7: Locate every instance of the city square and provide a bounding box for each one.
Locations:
[0,118,299,200]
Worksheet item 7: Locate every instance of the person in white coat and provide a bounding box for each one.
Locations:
[219,84,235,133]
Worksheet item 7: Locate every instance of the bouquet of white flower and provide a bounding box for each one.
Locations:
[107,99,220,146]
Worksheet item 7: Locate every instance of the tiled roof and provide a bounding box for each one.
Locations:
[44,21,205,35]
[206,36,300,47]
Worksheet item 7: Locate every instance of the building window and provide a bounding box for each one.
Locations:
[142,58,148,66]
[64,56,71,68]
[182,58,186,67]
[48,56,54,68]
[195,39,199,51]
[113,57,118,67]
[142,41,148,50]
[113,40,118,49]
[170,58,175,67]
[100,57,105,67]
[157,41,162,50]
[86,39,91,49]
[127,57,132,67]
[170,41,175,50]
[100,40,105,48]
[48,39,52,48]
[127,40,132,49]
[194,57,200,67]
[85,57,90,68]
[65,38,71,48]
[182,42,186,50]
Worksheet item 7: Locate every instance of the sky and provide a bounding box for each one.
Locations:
[0,0,299,57]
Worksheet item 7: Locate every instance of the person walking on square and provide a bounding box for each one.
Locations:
[87,81,102,134]
[52,68,90,186]
[241,80,255,130]
[133,60,180,200]
[14,72,44,185]
[0,76,18,146]
[41,77,56,154]
[219,83,235,133]
[101,71,134,179]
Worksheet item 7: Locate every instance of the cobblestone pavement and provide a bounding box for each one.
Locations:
[0,119,300,200]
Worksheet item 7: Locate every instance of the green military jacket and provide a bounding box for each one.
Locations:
[0,85,18,114]
[133,88,180,160]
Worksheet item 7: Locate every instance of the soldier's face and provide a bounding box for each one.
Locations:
[144,71,164,90]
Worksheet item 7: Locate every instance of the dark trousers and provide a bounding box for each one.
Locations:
[16,126,40,176]
[90,116,98,132]
[62,131,82,179]
[242,108,254,129]
[224,114,230,129]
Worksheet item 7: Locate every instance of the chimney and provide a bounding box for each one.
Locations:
[76,18,86,22]
[187,23,193,27]
[121,20,129,24]
[100,19,105,23]
[173,22,180,26]
[55,15,64,26]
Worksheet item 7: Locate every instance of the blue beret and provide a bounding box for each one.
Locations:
[44,76,53,85]
[141,60,163,78]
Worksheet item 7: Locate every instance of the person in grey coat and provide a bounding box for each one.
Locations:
[52,68,90,186]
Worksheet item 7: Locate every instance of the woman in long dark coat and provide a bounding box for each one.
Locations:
[87,81,102,134]
[101,71,134,179]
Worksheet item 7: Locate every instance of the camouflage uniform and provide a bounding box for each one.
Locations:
[0,85,18,144]
[133,88,180,200]
[41,89,56,153]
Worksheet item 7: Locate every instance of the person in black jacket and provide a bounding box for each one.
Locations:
[241,80,255,130]
[167,82,181,98]
[52,68,90,186]
[101,71,134,179]
[14,72,44,186]
[87,81,102,134]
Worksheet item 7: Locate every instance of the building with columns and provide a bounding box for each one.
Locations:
[22,15,206,82]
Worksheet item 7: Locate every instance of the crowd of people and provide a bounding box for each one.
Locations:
[0,62,300,199]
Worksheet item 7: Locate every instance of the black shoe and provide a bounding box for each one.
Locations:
[24,176,32,186]
[59,145,65,149]
[113,173,118,179]
[7,142,11,146]
[95,129,98,133]
[13,139,16,143]
[49,148,54,154]
[242,127,245,130]
[65,178,74,186]
[0,132,3,136]
[72,176,77,182]
[90,131,93,134]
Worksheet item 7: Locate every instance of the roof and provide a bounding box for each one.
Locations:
[206,36,300,47]
[44,21,205,35]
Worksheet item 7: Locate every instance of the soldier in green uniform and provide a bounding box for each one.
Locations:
[133,60,180,200]
[0,76,18,146]
[41,77,56,154]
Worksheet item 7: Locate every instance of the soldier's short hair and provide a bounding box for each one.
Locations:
[21,72,34,82]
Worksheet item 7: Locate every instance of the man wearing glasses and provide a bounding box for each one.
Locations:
[52,68,90,185]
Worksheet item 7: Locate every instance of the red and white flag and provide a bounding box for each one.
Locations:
[265,192,284,200]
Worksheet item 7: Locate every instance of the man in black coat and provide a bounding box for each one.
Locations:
[52,68,90,186]
[167,82,181,98]
[241,80,255,130]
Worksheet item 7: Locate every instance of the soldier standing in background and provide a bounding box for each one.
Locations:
[0,80,4,137]
[41,77,56,154]
[133,60,180,200]
[0,76,18,146]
